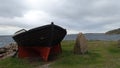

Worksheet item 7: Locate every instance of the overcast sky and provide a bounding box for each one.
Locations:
[0,0,120,35]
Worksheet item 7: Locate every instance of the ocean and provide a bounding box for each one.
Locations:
[0,36,14,47]
[0,33,120,47]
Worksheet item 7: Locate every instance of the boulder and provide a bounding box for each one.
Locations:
[74,33,88,54]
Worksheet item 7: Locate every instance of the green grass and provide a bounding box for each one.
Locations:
[0,40,120,68]
[51,40,120,68]
[0,58,33,68]
[0,57,45,68]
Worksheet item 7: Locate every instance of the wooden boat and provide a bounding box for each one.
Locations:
[12,22,67,47]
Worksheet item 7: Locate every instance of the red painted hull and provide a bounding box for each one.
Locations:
[18,44,62,61]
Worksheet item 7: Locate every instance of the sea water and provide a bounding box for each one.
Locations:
[0,36,14,47]
[0,34,120,47]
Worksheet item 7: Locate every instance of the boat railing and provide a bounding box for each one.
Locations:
[13,29,27,36]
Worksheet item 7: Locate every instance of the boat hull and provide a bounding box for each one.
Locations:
[13,23,67,47]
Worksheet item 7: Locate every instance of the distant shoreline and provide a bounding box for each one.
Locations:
[64,33,120,41]
[0,33,120,47]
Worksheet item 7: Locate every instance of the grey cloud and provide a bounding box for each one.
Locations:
[0,0,28,18]
[0,0,120,35]
[45,0,120,32]
[50,0,120,18]
[0,17,33,30]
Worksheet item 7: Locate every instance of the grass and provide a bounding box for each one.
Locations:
[0,58,33,68]
[0,40,120,68]
[51,40,120,68]
[0,57,45,68]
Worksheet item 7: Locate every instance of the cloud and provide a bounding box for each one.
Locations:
[0,25,22,35]
[0,10,53,28]
[0,0,28,18]
[0,0,120,35]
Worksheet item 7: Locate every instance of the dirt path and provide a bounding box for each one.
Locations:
[36,63,51,68]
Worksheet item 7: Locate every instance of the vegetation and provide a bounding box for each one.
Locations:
[0,56,45,68]
[51,40,120,68]
[0,40,120,68]
[0,58,33,68]
[106,28,120,34]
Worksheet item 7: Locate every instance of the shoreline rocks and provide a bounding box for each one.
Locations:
[0,48,6,54]
[0,42,18,59]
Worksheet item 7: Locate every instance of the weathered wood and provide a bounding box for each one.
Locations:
[74,33,88,54]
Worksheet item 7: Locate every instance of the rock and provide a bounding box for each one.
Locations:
[0,54,4,58]
[0,42,18,59]
[74,33,88,54]
[0,48,6,54]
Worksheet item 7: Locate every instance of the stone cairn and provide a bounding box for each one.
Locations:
[73,33,88,54]
[0,42,18,59]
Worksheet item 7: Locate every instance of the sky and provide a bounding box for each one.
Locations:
[0,0,120,35]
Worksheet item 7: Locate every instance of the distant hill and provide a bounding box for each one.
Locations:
[106,28,120,34]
